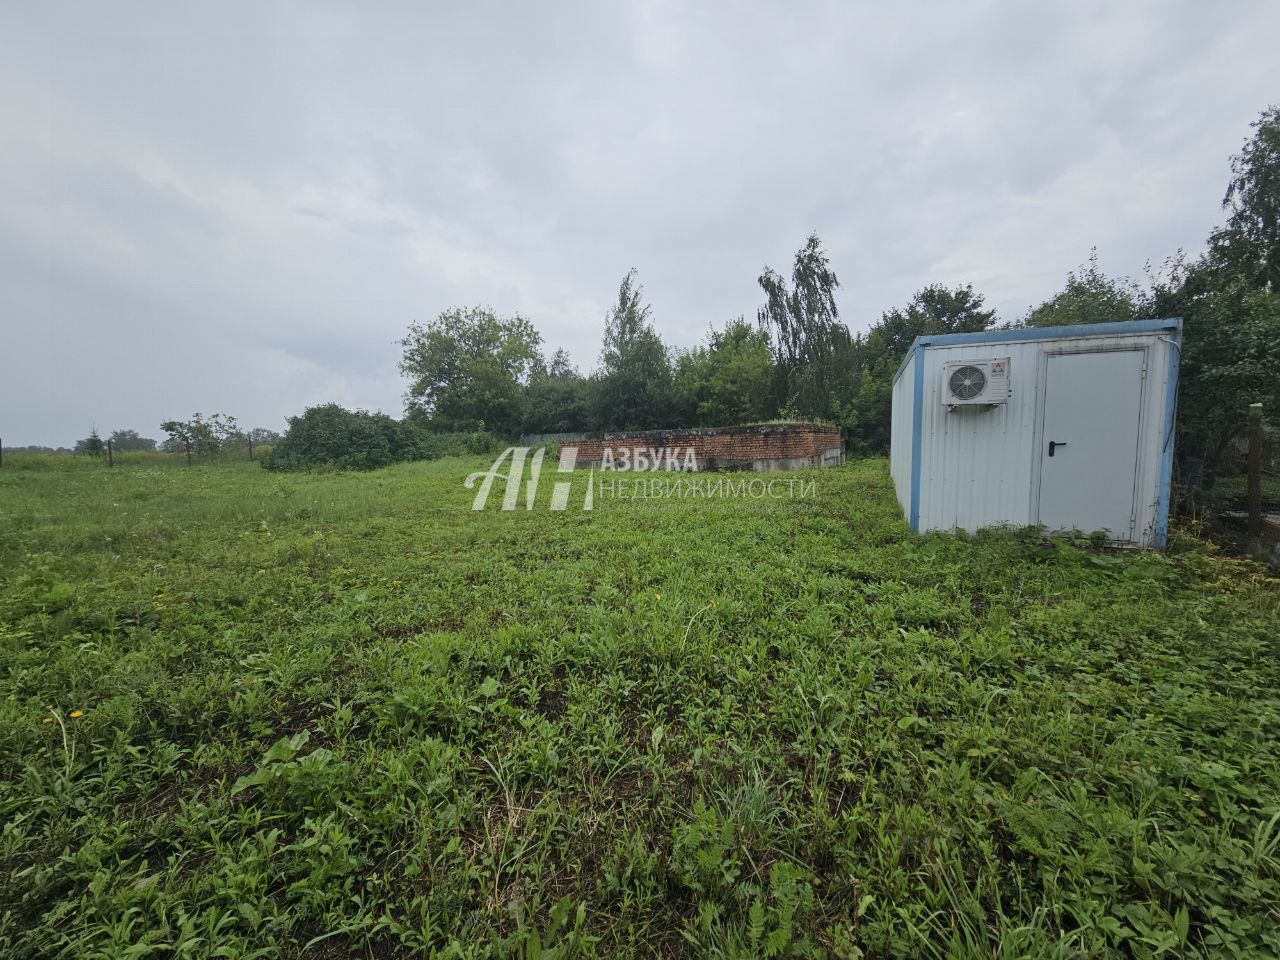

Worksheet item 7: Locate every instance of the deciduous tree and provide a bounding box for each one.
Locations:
[1218,104,1280,291]
[523,349,591,435]
[108,429,156,452]
[757,234,846,417]
[1022,250,1139,328]
[399,307,542,437]
[674,319,776,427]
[159,413,239,456]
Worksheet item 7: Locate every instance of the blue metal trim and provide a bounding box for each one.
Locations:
[908,343,925,532]
[893,337,930,383]
[1153,330,1182,548]
[915,317,1180,347]
[890,318,1182,384]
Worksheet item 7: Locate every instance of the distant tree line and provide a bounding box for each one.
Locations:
[60,419,283,460]
[4,445,75,455]
[72,428,157,455]
[391,104,1280,480]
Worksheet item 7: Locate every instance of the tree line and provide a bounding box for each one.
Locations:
[397,243,1000,455]
[396,104,1279,479]
[66,420,283,459]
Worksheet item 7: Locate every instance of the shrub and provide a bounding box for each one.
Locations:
[262,404,418,472]
[262,405,504,471]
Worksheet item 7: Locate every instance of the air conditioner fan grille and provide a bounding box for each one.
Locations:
[949,365,987,400]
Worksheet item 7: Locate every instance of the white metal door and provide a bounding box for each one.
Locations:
[1037,350,1144,539]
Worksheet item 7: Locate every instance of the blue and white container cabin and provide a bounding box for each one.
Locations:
[889,318,1182,548]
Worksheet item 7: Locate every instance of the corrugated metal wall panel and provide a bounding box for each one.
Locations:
[918,340,1041,535]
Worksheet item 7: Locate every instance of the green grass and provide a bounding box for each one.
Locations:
[1,455,1278,958]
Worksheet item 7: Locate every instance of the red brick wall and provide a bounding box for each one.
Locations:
[568,423,842,470]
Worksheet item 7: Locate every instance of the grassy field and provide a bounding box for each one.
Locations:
[1,455,1278,958]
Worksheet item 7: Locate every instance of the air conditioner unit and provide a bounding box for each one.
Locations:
[942,358,1010,407]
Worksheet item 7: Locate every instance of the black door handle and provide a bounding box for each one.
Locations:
[1048,441,1067,457]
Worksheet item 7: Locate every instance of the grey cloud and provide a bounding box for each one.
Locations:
[2,0,1277,445]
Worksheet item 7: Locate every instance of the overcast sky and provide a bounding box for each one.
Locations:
[2,2,1277,446]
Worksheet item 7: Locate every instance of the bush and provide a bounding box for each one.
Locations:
[409,428,503,461]
[262,404,419,472]
[262,405,504,471]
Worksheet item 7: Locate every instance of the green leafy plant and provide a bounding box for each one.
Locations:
[0,454,1276,956]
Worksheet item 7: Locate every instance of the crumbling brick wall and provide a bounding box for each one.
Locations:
[569,423,843,471]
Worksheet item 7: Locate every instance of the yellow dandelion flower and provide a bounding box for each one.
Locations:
[69,710,84,719]
[655,593,662,601]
